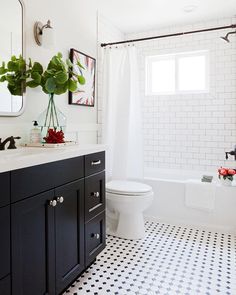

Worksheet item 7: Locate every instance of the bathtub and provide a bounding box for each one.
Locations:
[143,168,236,234]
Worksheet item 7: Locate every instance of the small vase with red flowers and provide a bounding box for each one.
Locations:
[218,167,236,186]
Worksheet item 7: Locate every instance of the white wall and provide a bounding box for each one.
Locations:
[0,0,98,144]
[126,17,236,172]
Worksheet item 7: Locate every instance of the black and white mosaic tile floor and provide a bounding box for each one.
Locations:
[65,221,236,295]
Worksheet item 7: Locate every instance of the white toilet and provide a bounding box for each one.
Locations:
[106,180,153,240]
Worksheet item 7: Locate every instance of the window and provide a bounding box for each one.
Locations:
[145,50,209,95]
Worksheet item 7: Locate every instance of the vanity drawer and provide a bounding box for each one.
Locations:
[85,152,105,176]
[54,156,84,187]
[11,156,84,202]
[11,162,56,202]
[85,172,105,222]
[85,211,106,267]
[0,172,10,208]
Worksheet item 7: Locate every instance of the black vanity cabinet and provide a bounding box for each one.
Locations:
[0,172,11,295]
[8,151,105,295]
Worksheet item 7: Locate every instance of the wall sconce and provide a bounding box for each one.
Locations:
[34,20,54,47]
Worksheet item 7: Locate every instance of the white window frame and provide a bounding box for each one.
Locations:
[145,50,210,96]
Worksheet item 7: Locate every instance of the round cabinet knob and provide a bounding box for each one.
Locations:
[91,233,100,239]
[57,196,64,204]
[91,192,100,197]
[49,200,57,207]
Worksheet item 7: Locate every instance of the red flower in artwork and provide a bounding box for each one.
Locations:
[44,129,65,144]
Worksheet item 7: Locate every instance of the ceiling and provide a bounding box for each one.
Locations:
[98,0,236,34]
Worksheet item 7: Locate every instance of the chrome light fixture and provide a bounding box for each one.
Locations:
[34,20,54,46]
[220,30,236,43]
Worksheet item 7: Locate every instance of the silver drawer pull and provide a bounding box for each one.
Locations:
[91,233,100,239]
[91,160,101,166]
[57,196,64,204]
[91,192,100,197]
[49,200,57,207]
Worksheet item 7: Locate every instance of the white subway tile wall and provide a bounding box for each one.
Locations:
[127,17,236,171]
[98,17,236,172]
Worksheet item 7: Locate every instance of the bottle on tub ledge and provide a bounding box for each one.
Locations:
[30,121,42,144]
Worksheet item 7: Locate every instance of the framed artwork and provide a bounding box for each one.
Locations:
[69,48,96,107]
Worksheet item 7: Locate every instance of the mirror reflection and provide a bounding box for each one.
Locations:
[0,0,23,115]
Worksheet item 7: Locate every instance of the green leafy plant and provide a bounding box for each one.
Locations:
[0,55,27,96]
[0,52,85,96]
[37,52,85,95]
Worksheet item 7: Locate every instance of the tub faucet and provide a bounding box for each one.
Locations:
[0,136,21,150]
[225,145,236,160]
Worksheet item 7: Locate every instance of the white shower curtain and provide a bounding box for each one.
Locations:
[102,46,143,181]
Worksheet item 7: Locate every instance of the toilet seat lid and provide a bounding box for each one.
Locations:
[106,180,152,195]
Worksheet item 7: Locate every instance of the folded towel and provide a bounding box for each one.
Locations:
[185,179,216,212]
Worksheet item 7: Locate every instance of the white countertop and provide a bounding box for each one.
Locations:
[0,144,106,173]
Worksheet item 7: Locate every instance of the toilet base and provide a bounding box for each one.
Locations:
[107,212,146,240]
[106,182,154,240]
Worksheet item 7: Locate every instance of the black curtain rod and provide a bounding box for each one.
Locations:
[101,24,236,47]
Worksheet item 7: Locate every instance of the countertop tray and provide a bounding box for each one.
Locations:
[23,141,77,148]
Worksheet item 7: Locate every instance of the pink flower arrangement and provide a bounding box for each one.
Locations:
[218,167,236,181]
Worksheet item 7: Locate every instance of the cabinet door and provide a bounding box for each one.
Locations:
[0,275,10,295]
[85,211,106,267]
[55,179,85,294]
[0,206,10,280]
[11,190,55,295]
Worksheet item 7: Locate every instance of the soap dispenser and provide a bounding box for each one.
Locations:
[30,121,42,144]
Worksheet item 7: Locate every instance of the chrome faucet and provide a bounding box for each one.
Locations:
[0,136,21,150]
[225,145,236,161]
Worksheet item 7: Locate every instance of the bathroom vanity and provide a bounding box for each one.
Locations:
[0,145,106,295]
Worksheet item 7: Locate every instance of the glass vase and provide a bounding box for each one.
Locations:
[220,178,232,186]
[37,94,67,140]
